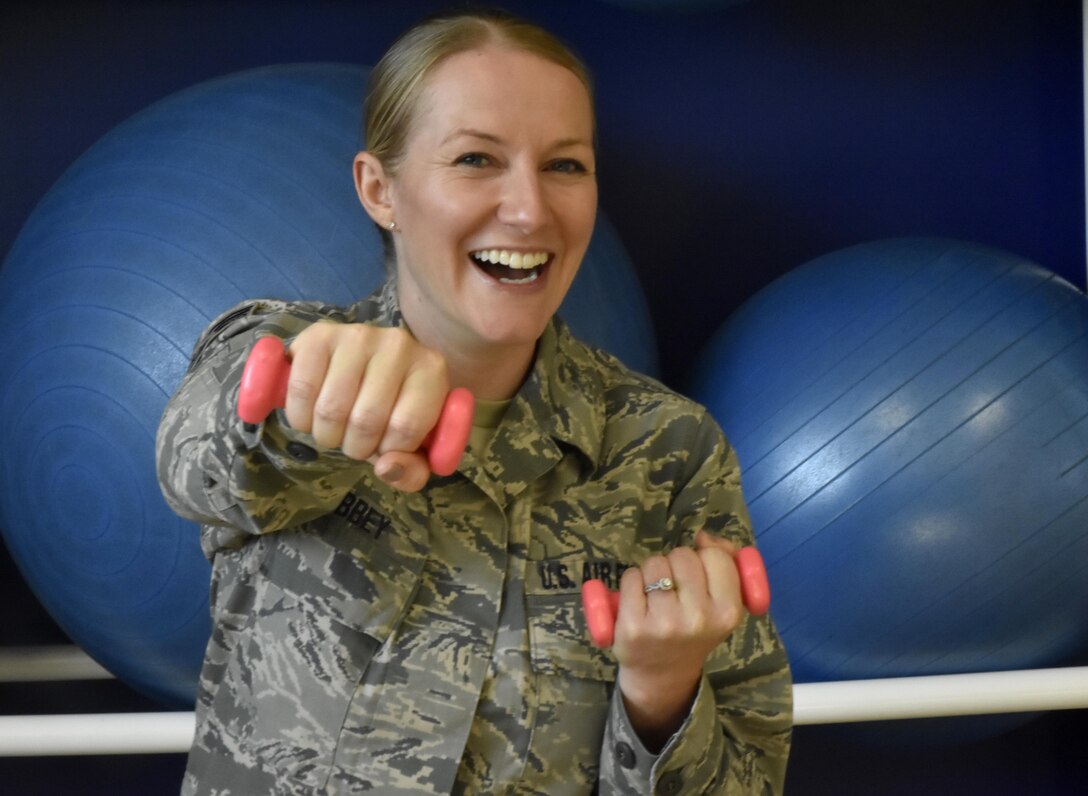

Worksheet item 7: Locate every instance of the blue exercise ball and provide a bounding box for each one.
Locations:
[690,238,1088,690]
[0,63,656,707]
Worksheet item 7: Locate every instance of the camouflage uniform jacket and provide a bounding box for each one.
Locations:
[156,281,792,795]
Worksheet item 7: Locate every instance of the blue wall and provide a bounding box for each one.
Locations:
[2,1,1085,793]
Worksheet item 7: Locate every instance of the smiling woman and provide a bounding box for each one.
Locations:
[0,50,658,717]
[352,44,598,399]
[155,8,791,795]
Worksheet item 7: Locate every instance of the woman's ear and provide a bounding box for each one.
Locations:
[353,151,395,227]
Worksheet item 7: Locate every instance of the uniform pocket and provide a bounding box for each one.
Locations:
[210,526,424,790]
[522,588,617,792]
[525,590,618,682]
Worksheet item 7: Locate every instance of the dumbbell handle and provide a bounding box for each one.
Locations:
[237,336,475,477]
[581,546,770,648]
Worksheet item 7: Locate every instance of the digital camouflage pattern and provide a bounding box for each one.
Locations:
[157,281,792,795]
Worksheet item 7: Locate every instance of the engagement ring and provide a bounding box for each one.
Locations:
[643,577,675,593]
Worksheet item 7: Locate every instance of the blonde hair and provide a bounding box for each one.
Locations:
[365,8,595,174]
[363,9,595,266]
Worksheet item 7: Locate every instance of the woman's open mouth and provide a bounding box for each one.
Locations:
[470,249,551,285]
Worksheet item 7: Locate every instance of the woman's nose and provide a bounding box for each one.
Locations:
[496,166,547,232]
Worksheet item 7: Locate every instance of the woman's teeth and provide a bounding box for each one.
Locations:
[501,270,539,284]
[473,250,549,267]
[471,250,549,284]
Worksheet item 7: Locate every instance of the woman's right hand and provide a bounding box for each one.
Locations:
[283,321,451,491]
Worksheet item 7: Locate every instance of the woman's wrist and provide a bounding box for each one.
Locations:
[617,666,701,752]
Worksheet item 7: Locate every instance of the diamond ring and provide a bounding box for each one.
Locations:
[643,577,675,593]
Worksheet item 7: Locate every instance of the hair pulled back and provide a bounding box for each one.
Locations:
[365,9,593,173]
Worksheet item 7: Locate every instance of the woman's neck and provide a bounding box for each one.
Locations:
[440,338,537,401]
[391,280,542,400]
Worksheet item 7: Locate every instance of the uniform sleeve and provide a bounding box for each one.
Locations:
[598,411,793,795]
[155,300,366,543]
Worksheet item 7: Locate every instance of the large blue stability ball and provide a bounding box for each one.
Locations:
[690,238,1088,686]
[0,64,656,706]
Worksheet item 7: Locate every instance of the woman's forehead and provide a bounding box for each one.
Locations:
[408,45,594,142]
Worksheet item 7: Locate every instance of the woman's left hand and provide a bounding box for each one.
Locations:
[612,530,746,749]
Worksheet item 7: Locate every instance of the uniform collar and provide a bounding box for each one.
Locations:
[359,281,606,478]
[365,279,406,328]
[517,317,605,471]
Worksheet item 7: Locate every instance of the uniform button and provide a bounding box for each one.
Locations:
[658,770,684,795]
[614,741,636,769]
[286,441,318,461]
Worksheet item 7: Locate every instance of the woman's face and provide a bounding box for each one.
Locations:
[378,44,597,358]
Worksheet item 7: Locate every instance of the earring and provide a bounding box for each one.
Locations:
[387,220,397,231]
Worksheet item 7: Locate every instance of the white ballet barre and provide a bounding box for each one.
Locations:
[793,666,1088,725]
[0,666,1087,755]
[0,712,195,756]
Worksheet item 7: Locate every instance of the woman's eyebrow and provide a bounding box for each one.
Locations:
[441,128,503,146]
[553,137,592,150]
[440,129,592,151]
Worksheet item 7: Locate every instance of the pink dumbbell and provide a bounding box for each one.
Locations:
[581,546,771,648]
[237,335,475,477]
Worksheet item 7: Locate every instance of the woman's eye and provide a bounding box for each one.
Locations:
[455,152,491,168]
[548,159,589,175]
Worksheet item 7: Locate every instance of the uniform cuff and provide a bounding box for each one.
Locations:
[600,675,725,795]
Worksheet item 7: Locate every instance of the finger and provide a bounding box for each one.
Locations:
[283,331,333,435]
[310,339,372,451]
[340,350,408,460]
[665,546,715,627]
[666,545,708,596]
[370,450,431,492]
[638,554,679,616]
[699,544,741,605]
[695,529,737,556]
[617,563,650,622]
[695,542,744,632]
[375,352,449,456]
